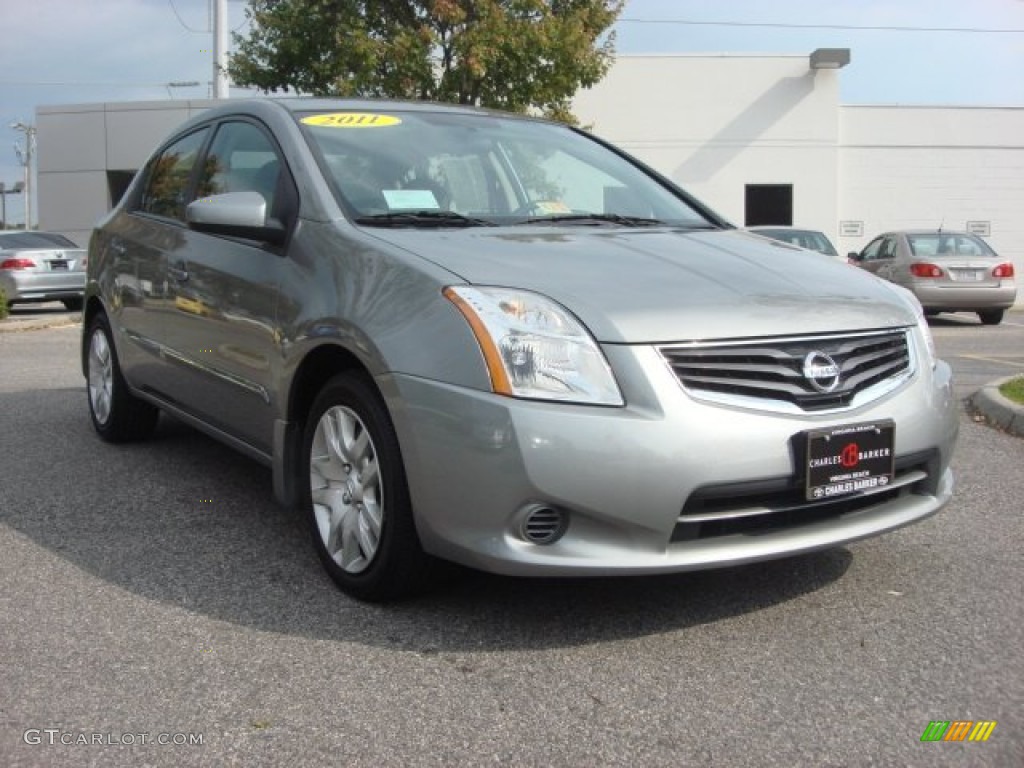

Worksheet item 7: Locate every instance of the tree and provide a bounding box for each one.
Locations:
[229,0,624,122]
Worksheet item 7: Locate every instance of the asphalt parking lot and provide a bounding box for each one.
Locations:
[1,307,1022,767]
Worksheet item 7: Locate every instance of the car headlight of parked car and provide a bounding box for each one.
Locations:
[445,285,624,406]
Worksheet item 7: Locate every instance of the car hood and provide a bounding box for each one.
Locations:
[368,226,915,343]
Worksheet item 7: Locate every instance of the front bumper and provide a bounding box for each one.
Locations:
[382,342,958,577]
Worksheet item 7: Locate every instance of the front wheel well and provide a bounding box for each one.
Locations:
[277,344,376,509]
[287,344,376,429]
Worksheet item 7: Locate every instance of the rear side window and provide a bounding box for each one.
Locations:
[138,128,210,221]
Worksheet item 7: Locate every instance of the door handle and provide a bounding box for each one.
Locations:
[168,261,189,282]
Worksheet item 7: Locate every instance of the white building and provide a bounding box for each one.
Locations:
[36,52,1024,302]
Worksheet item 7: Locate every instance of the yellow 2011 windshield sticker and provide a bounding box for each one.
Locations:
[301,113,402,128]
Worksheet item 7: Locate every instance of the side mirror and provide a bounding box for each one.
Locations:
[186,191,286,245]
[847,251,862,262]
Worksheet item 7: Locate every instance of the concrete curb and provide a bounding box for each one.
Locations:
[0,315,81,333]
[969,375,1024,438]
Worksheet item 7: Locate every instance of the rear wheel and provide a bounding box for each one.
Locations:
[302,373,438,601]
[978,309,1004,326]
[86,314,159,441]
[62,297,83,312]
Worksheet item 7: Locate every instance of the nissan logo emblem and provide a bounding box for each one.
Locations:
[803,351,841,393]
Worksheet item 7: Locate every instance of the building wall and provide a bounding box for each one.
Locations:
[838,105,1024,283]
[36,100,217,246]
[573,55,844,241]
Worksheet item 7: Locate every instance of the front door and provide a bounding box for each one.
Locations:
[161,119,295,454]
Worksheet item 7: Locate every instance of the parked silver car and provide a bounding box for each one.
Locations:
[0,230,86,310]
[82,99,958,600]
[746,226,842,260]
[849,230,1017,325]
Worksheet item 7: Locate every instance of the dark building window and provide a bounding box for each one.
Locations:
[745,184,793,226]
[106,171,136,208]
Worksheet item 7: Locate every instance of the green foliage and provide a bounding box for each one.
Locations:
[0,286,7,320]
[999,376,1024,405]
[229,0,624,123]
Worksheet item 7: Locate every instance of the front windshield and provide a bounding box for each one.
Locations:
[298,109,715,228]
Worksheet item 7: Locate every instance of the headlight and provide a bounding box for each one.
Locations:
[444,286,624,405]
[885,283,936,368]
[915,307,937,368]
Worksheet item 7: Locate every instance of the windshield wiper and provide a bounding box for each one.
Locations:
[355,210,496,228]
[518,213,666,227]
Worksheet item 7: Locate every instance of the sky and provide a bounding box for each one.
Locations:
[1,0,1023,227]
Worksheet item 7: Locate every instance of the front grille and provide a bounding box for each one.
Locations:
[671,450,938,542]
[660,329,912,411]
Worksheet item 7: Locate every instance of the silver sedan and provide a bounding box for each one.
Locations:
[82,99,958,601]
[0,231,86,310]
[850,230,1017,325]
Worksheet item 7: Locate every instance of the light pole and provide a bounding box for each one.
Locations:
[213,0,229,98]
[11,121,36,230]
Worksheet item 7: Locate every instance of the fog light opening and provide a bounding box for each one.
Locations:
[520,505,569,545]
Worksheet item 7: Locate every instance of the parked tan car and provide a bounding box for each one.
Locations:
[849,230,1016,325]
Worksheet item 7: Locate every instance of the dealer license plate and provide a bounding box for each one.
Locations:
[951,269,983,282]
[805,421,895,501]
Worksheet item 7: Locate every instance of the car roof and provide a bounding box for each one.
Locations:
[198,96,550,123]
[881,230,976,236]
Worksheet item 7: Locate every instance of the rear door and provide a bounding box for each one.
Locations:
[107,126,211,391]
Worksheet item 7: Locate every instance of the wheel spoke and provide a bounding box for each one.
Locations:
[358,457,379,490]
[349,428,370,466]
[311,452,347,484]
[360,502,382,543]
[322,410,344,459]
[339,507,363,570]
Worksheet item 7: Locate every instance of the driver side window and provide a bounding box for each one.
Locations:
[861,238,884,262]
[199,121,283,214]
[879,237,898,259]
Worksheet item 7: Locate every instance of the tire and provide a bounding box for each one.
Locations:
[62,297,84,312]
[978,309,1004,326]
[86,313,159,442]
[302,372,438,602]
